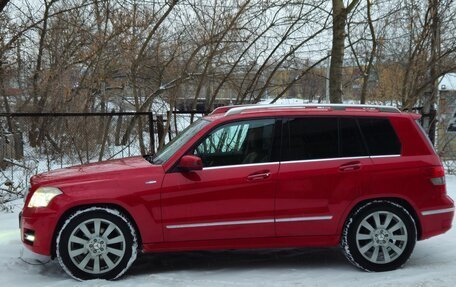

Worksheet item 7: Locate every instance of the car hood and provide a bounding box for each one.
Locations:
[30,156,162,187]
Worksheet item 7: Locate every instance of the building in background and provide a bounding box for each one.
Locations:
[437,73,456,166]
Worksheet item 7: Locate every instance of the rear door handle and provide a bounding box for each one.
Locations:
[339,161,362,172]
[247,170,271,181]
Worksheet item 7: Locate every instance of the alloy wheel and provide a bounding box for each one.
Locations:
[67,218,126,274]
[355,211,408,264]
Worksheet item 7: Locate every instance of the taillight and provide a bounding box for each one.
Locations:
[427,166,446,186]
[431,177,445,185]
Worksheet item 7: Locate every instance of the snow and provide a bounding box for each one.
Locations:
[258,98,313,105]
[439,73,456,91]
[257,97,398,106]
[0,178,455,286]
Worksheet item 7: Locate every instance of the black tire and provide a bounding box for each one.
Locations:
[341,200,417,272]
[56,207,138,280]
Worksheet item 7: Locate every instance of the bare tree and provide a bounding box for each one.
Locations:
[346,0,377,104]
[1,0,456,163]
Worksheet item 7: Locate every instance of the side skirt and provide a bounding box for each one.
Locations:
[142,235,340,253]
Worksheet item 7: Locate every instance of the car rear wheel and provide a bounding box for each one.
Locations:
[56,207,138,280]
[341,200,417,272]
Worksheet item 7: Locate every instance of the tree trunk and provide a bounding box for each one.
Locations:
[360,0,377,104]
[29,0,54,147]
[0,62,14,132]
[329,0,359,103]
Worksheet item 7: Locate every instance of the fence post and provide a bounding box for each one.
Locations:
[98,114,113,162]
[148,112,155,155]
[115,111,123,146]
[13,132,24,160]
[0,135,5,169]
[167,111,172,142]
[156,115,164,149]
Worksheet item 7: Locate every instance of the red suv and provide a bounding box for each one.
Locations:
[20,104,454,280]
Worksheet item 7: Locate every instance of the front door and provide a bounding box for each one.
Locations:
[161,118,279,242]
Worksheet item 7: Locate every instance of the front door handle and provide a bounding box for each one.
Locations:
[247,170,271,181]
[339,161,362,172]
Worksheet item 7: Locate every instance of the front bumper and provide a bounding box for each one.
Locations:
[20,208,58,256]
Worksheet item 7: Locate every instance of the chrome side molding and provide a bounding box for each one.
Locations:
[166,215,333,229]
[421,207,455,216]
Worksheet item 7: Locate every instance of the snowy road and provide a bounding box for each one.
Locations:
[1,178,455,287]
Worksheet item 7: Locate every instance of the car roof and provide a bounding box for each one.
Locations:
[206,104,418,120]
[201,104,424,126]
[223,104,399,115]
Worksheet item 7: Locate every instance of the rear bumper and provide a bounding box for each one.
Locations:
[419,195,454,240]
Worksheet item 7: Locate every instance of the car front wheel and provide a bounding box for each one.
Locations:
[56,207,138,280]
[341,200,417,272]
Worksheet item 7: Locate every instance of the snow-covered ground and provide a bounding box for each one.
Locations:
[1,178,455,286]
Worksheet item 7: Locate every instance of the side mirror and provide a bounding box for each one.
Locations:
[178,155,203,171]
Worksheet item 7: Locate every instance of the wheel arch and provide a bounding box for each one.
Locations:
[50,203,143,258]
[339,197,422,241]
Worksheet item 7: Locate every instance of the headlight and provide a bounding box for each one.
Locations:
[27,187,62,208]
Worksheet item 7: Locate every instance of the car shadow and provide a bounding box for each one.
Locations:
[128,247,353,276]
[14,244,447,282]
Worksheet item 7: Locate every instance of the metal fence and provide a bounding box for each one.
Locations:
[3,105,456,202]
[0,111,206,199]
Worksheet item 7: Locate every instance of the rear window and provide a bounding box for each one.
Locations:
[358,118,401,155]
[282,116,401,162]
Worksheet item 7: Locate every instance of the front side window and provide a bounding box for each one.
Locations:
[193,119,276,167]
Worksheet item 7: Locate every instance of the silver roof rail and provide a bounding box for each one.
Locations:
[224,104,400,116]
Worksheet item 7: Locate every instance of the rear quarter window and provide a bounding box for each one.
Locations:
[358,117,401,156]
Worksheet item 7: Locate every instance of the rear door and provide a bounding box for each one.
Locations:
[356,117,405,198]
[275,116,372,237]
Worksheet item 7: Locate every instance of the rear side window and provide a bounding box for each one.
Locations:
[358,118,401,155]
[282,117,338,161]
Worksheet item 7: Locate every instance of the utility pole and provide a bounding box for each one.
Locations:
[325,51,331,103]
[422,0,440,145]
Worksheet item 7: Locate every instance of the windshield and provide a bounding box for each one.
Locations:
[151,119,209,164]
